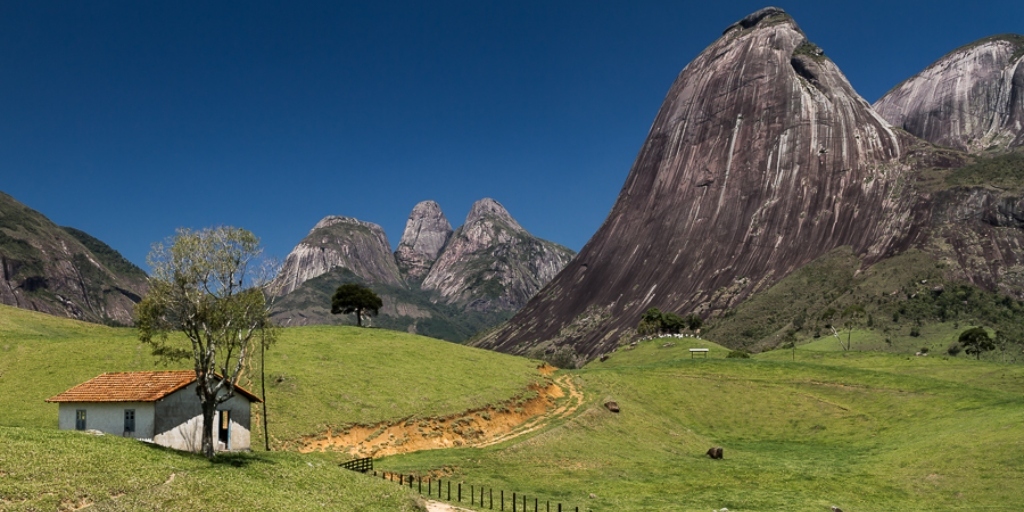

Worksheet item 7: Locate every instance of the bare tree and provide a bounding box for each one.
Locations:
[135,227,277,458]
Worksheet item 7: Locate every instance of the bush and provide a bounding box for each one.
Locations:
[726,350,751,359]
[947,342,963,356]
[919,347,929,354]
[909,326,921,337]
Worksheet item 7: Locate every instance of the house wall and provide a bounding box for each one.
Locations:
[153,383,254,452]
[57,402,156,440]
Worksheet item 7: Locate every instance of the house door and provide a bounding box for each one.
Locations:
[218,410,230,450]
[75,410,86,430]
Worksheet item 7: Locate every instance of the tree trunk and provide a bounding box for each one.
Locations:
[200,392,217,458]
[356,309,363,327]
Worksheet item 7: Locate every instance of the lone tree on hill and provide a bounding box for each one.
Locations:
[331,283,382,327]
[135,226,277,459]
[959,327,995,360]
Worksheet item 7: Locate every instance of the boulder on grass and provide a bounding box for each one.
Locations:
[604,401,620,413]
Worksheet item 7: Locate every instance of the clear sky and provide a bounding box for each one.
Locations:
[2,1,1021,269]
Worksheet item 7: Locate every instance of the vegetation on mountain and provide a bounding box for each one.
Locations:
[135,227,277,458]
[61,226,147,279]
[0,192,147,325]
[705,248,1024,360]
[330,283,382,327]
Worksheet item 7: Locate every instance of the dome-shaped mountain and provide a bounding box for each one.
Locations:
[474,7,919,362]
[268,216,403,297]
[874,34,1024,152]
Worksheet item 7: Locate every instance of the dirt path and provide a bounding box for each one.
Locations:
[423,500,475,512]
[297,372,584,457]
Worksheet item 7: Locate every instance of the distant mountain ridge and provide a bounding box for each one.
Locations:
[269,198,575,341]
[0,191,148,325]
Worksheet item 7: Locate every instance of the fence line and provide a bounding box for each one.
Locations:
[342,464,580,512]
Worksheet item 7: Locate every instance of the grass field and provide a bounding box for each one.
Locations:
[0,304,543,447]
[382,336,1024,511]
[0,426,421,511]
[4,304,1024,511]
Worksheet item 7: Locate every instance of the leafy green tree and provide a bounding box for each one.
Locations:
[331,283,383,327]
[637,307,664,336]
[685,313,703,333]
[661,312,686,334]
[135,227,276,458]
[959,327,995,360]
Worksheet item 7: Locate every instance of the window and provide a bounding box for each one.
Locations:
[124,409,135,433]
[75,410,86,430]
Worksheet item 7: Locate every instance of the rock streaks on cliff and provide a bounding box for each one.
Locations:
[394,201,453,282]
[874,35,1024,152]
[0,191,147,324]
[269,216,403,297]
[422,199,575,312]
[475,8,921,362]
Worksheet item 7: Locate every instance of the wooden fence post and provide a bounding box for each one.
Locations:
[513,492,517,512]
[458,483,462,502]
[501,490,504,511]
[447,481,451,501]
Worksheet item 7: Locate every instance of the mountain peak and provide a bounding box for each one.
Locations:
[874,33,1024,152]
[723,6,791,35]
[476,8,913,363]
[465,198,521,230]
[395,200,453,281]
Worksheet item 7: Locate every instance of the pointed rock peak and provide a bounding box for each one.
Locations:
[723,6,793,34]
[465,198,522,230]
[408,200,447,222]
[395,200,454,281]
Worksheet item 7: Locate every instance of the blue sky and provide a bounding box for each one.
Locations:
[2,1,1021,269]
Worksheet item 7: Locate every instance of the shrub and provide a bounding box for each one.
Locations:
[726,350,751,359]
[909,326,921,337]
[947,342,963,356]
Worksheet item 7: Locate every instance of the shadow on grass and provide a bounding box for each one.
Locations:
[137,440,276,467]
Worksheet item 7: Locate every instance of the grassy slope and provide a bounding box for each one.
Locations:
[383,336,1024,511]
[0,304,542,444]
[7,304,1024,510]
[0,426,421,511]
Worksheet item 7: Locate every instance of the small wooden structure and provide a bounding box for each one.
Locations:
[46,370,261,452]
[689,348,709,358]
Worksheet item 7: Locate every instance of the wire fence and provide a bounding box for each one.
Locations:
[342,458,580,511]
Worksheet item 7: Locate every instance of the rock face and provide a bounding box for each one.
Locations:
[0,191,148,325]
[874,35,1024,152]
[475,8,918,362]
[421,199,575,312]
[269,216,403,297]
[269,199,575,341]
[394,201,453,281]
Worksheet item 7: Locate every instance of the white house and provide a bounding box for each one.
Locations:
[46,370,261,452]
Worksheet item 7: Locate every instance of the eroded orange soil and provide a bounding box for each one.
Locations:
[296,371,582,457]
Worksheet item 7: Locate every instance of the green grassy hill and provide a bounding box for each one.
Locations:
[382,336,1024,511]
[0,303,543,443]
[0,426,421,511]
[5,304,1024,511]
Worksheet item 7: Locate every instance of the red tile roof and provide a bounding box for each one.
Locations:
[46,371,261,403]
